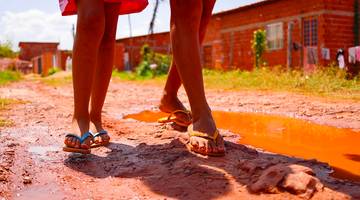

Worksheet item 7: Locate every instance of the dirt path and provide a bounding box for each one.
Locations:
[0,77,360,200]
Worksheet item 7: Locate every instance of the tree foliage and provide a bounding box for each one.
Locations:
[0,41,16,58]
[136,44,171,77]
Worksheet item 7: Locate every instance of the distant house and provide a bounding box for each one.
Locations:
[18,42,59,61]
[115,32,170,71]
[18,42,72,76]
[116,0,360,71]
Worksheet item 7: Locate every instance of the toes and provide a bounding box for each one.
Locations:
[103,135,110,142]
[95,136,102,144]
[208,141,216,153]
[70,138,76,147]
[205,140,212,154]
[218,137,225,152]
[190,138,198,148]
[64,137,70,145]
[75,139,80,148]
[198,140,207,153]
[80,138,91,149]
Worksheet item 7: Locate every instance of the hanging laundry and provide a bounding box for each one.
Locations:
[307,47,318,64]
[321,48,330,60]
[337,49,345,69]
[348,47,356,64]
[355,46,360,62]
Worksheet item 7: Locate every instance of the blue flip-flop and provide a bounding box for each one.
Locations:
[91,130,110,148]
[63,131,93,154]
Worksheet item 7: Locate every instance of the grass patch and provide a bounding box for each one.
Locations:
[0,70,21,85]
[41,72,73,87]
[0,98,27,127]
[202,68,360,99]
[112,70,166,85]
[112,67,360,100]
[0,118,14,127]
[0,98,28,110]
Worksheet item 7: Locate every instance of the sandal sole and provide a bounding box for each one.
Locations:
[63,147,91,154]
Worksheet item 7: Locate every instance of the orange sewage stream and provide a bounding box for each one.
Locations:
[124,110,360,182]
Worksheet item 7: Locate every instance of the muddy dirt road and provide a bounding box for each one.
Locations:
[0,76,360,199]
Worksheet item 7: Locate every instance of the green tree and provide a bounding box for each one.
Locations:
[251,29,267,68]
[0,41,16,58]
[136,44,171,77]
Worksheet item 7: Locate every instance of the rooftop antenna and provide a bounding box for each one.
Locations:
[128,15,133,37]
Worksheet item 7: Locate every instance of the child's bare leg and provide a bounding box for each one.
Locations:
[64,0,105,149]
[170,0,224,154]
[159,0,216,114]
[89,3,120,144]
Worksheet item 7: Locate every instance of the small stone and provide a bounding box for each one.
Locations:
[249,164,288,193]
[23,176,32,184]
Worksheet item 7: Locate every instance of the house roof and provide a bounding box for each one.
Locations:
[213,0,280,17]
[18,42,60,47]
[116,0,278,41]
[116,31,169,42]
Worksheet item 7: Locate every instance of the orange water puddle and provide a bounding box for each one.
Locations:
[124,110,360,182]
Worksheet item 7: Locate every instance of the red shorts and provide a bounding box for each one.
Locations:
[59,0,148,16]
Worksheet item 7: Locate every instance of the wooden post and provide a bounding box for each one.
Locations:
[287,22,294,70]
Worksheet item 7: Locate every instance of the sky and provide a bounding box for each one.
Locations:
[0,0,261,50]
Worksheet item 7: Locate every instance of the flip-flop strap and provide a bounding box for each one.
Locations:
[189,129,219,145]
[92,130,108,138]
[168,110,192,120]
[65,131,93,144]
[80,131,93,143]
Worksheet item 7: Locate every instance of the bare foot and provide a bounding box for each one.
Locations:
[159,93,187,113]
[189,111,225,155]
[64,117,92,149]
[89,116,110,145]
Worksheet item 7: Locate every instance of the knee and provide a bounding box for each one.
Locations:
[101,31,116,48]
[171,17,199,36]
[77,8,105,38]
[171,3,201,34]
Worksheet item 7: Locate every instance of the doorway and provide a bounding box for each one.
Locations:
[303,17,318,73]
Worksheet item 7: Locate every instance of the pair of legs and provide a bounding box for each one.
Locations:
[159,0,225,155]
[64,0,119,149]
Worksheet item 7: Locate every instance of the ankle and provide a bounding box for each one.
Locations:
[72,116,90,134]
[89,112,101,123]
[191,105,212,121]
[162,90,177,100]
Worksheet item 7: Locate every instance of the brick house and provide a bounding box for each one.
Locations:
[116,0,360,71]
[18,42,59,61]
[115,32,170,70]
[18,42,73,76]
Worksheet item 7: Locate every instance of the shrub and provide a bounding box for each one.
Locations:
[48,67,61,76]
[135,44,171,77]
[0,70,21,85]
[251,29,267,68]
[0,41,17,58]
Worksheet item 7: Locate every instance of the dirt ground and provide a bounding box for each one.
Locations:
[0,76,360,200]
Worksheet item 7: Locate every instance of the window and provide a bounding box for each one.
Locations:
[266,22,284,50]
[303,18,318,47]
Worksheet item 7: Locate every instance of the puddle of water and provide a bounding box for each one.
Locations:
[124,110,360,182]
[28,145,59,161]
[14,183,65,200]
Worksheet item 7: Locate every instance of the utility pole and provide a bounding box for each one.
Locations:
[72,24,75,41]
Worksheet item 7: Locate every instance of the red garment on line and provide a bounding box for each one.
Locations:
[59,0,148,16]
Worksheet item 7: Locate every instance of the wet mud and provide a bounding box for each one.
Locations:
[1,78,360,199]
[125,110,360,182]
